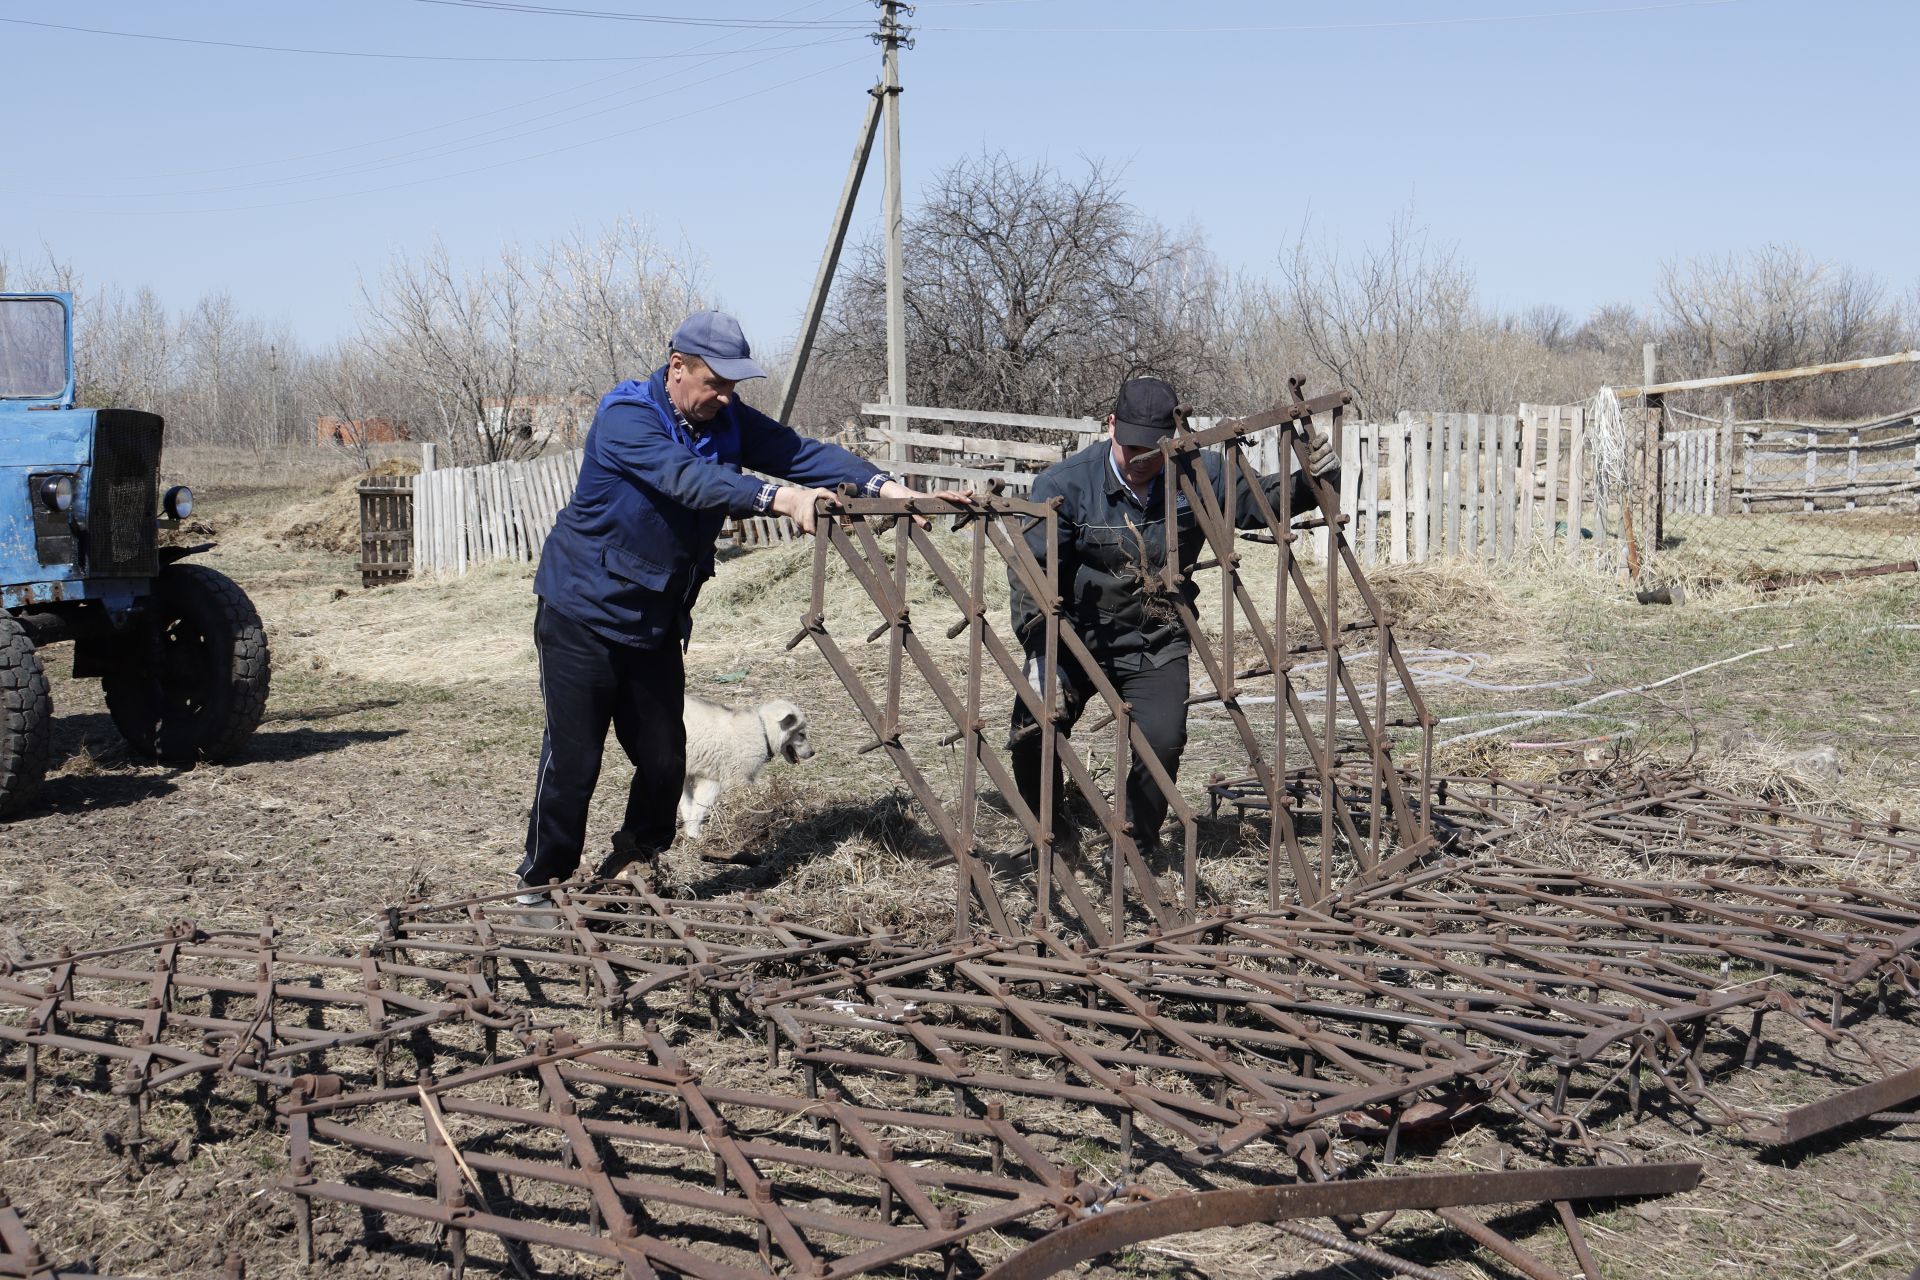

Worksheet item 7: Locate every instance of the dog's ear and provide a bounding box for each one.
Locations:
[777,711,801,731]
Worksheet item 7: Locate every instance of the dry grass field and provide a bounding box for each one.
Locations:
[0,448,1916,1279]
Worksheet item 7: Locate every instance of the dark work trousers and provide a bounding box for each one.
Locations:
[1009,650,1190,851]
[518,601,685,888]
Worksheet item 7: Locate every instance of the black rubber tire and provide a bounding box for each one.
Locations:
[103,564,271,764]
[0,613,53,818]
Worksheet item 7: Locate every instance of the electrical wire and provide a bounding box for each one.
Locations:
[411,0,869,28]
[48,0,871,191]
[80,51,874,217]
[50,34,868,200]
[916,0,1741,32]
[0,14,727,62]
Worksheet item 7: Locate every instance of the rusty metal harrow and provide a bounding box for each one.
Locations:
[376,880,899,1028]
[2,391,1918,1276]
[792,389,1438,945]
[280,1025,1101,1280]
[0,922,524,1151]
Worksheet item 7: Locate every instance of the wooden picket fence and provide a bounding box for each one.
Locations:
[412,450,584,576]
[1291,405,1615,568]
[1659,413,1920,517]
[394,401,1649,578]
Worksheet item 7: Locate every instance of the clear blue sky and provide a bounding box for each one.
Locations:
[5,0,1912,359]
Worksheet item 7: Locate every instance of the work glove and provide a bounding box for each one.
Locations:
[1022,653,1050,693]
[1302,423,1338,477]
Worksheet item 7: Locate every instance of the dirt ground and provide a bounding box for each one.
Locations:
[0,451,1916,1278]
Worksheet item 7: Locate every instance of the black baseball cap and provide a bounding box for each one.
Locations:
[670,310,767,381]
[1111,377,1180,447]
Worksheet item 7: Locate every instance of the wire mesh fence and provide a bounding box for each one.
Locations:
[1654,402,1920,582]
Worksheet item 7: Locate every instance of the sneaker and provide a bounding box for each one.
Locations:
[513,876,554,907]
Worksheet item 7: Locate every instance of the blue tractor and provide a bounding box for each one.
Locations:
[0,292,270,815]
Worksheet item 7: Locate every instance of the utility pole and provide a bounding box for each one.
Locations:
[878,0,911,466]
[778,1,911,438]
[269,343,280,447]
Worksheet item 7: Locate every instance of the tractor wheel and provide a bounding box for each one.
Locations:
[0,613,53,818]
[103,564,271,764]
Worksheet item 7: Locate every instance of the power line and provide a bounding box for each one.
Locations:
[57,37,861,201]
[67,0,871,186]
[410,0,869,28]
[0,14,725,62]
[74,52,873,216]
[917,0,1741,33]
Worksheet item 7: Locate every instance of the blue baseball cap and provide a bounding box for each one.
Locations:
[670,310,767,381]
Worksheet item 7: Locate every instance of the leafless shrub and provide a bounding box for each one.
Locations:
[1656,244,1919,418]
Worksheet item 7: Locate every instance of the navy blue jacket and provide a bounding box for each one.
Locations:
[534,364,883,648]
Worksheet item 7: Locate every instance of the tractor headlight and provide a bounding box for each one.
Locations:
[38,474,75,513]
[163,485,194,519]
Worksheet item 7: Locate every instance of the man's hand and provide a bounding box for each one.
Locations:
[770,485,840,535]
[1301,423,1338,478]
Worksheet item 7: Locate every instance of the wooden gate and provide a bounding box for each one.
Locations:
[356,477,413,587]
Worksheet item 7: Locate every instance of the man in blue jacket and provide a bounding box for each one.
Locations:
[517,310,943,900]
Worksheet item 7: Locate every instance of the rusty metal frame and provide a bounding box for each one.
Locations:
[791,385,1440,943]
[377,879,895,1028]
[751,935,1498,1168]
[1162,385,1438,909]
[0,924,525,1152]
[280,1026,1105,1280]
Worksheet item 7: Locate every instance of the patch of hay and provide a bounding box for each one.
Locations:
[280,461,421,555]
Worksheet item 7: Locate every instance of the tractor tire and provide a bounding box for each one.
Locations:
[0,614,53,818]
[103,564,271,765]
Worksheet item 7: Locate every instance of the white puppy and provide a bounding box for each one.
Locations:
[679,694,814,838]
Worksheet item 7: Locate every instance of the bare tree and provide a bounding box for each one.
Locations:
[361,240,536,464]
[525,218,706,410]
[1656,244,1914,416]
[812,152,1229,429]
[1273,207,1477,418]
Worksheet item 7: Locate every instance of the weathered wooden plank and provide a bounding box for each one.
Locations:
[861,403,1104,435]
[1565,406,1585,563]
[1541,404,1562,551]
[866,426,1063,463]
[1804,428,1817,512]
[1461,415,1480,560]
[1442,413,1460,558]
[1497,414,1516,563]
[1410,414,1430,563]
[1388,416,1408,564]
[1337,422,1360,565]
[1367,420,1382,564]
[1517,405,1538,551]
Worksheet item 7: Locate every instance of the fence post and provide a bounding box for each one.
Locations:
[1565,406,1585,564]
[1717,397,1734,515]
[1498,414,1517,563]
[1804,428,1816,513]
[1517,404,1537,552]
[1846,426,1859,510]
[1416,413,1435,562]
[1741,427,1754,514]
[1361,422,1380,565]
[1397,412,1413,564]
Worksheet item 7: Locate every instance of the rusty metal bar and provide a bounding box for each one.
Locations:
[979,1162,1702,1280]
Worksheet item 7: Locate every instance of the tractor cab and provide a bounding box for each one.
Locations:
[0,292,270,816]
